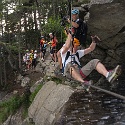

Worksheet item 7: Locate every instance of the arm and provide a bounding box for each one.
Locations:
[84,35,100,55]
[48,41,52,44]
[84,41,96,55]
[61,33,72,54]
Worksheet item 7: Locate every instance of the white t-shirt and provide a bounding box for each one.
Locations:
[34,53,37,59]
[60,49,85,71]
[25,52,30,60]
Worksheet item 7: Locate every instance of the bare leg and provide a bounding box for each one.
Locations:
[96,62,108,77]
[53,52,57,62]
[40,52,41,58]
[40,52,43,59]
[57,50,62,69]
[50,53,55,61]
[69,67,84,83]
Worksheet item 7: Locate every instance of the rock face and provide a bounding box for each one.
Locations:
[87,0,125,67]
[90,0,113,5]
[28,81,74,125]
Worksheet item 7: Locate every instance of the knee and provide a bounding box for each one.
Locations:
[91,59,100,69]
[92,59,100,63]
[57,51,61,57]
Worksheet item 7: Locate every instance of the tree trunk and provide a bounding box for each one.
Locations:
[35,0,42,30]
[3,56,7,86]
[0,61,3,86]
[18,22,21,69]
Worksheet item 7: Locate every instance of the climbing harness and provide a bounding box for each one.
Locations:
[62,51,81,75]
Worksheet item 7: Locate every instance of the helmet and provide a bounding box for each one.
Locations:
[71,9,79,14]
[41,36,44,39]
[34,50,37,53]
[26,49,29,52]
[49,33,53,36]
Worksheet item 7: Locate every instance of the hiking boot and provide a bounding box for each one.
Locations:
[107,65,122,84]
[82,80,93,92]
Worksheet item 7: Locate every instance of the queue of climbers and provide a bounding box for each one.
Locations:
[23,49,38,71]
[23,32,58,70]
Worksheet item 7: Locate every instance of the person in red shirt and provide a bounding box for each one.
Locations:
[49,33,58,62]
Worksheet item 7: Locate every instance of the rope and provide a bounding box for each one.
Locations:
[63,72,125,100]
[68,0,74,78]
[84,82,125,100]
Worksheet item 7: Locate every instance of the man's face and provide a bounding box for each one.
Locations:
[72,14,78,20]
[49,34,53,38]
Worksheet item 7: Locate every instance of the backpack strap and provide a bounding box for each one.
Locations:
[76,52,79,60]
[62,51,81,74]
[73,52,81,68]
[62,51,70,74]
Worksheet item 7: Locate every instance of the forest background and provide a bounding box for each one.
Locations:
[0,0,89,89]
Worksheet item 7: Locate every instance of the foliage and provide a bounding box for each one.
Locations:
[42,17,62,35]
[42,17,67,44]
[29,84,43,103]
[51,76,63,84]
[8,44,20,53]
[0,82,43,124]
[0,1,3,18]
[44,76,63,84]
[25,29,41,49]
[0,84,42,123]
[0,94,27,123]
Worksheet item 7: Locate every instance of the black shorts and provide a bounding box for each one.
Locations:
[40,46,44,52]
[42,49,46,54]
[50,46,56,54]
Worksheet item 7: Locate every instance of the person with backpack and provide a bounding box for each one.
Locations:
[42,41,47,61]
[49,33,58,62]
[67,9,88,52]
[59,32,121,90]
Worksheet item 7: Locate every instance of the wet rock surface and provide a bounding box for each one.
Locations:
[55,78,125,125]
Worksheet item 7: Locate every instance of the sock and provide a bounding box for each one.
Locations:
[106,72,109,78]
